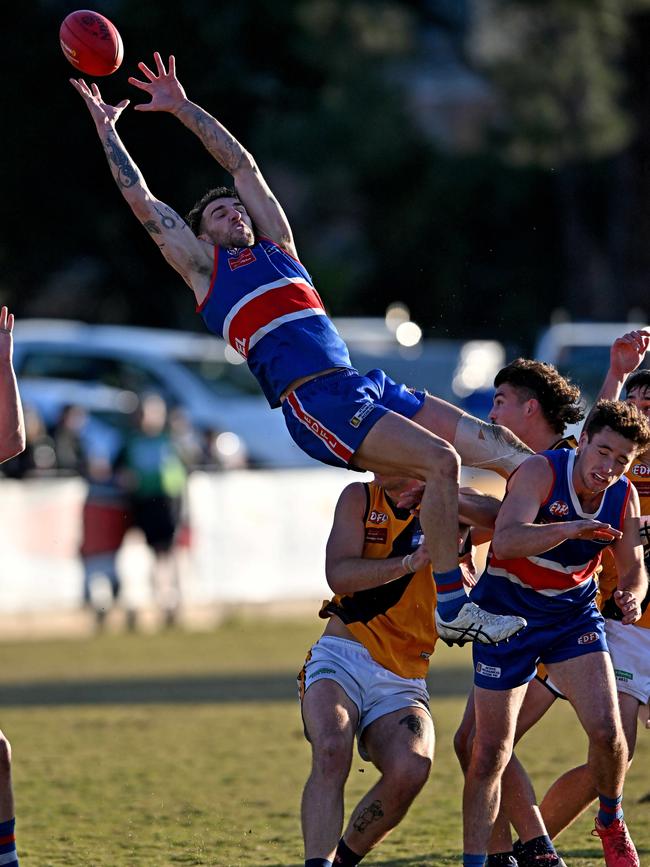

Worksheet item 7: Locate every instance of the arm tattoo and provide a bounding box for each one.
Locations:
[399,713,426,738]
[353,800,384,834]
[143,220,161,235]
[192,107,244,172]
[103,134,139,189]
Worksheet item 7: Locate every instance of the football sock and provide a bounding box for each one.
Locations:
[334,838,362,865]
[514,836,556,864]
[463,855,486,867]
[597,792,623,827]
[0,818,18,866]
[305,860,332,867]
[486,853,517,866]
[434,567,467,620]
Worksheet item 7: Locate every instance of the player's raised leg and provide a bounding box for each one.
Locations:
[413,394,534,480]
[353,412,526,645]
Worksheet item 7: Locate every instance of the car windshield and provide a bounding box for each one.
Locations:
[556,345,650,404]
[176,359,260,397]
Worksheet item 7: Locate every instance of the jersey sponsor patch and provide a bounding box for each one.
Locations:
[365,527,388,544]
[614,668,634,681]
[368,510,388,524]
[577,631,599,645]
[349,402,375,428]
[549,500,570,517]
[227,248,257,270]
[476,661,501,679]
[310,667,336,678]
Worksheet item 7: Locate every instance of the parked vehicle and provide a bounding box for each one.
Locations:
[534,320,650,403]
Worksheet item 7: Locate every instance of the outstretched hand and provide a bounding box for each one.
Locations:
[609,329,650,380]
[70,78,130,126]
[128,52,186,113]
[568,520,623,542]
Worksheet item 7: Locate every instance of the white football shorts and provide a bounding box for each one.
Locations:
[606,619,650,704]
[299,635,430,759]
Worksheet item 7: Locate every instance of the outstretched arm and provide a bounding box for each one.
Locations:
[70,77,214,302]
[596,329,650,402]
[0,308,25,463]
[128,53,296,257]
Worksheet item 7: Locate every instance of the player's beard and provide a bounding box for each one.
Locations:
[226,222,255,248]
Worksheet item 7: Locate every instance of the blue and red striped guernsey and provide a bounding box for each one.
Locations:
[197,238,352,407]
[478,448,632,625]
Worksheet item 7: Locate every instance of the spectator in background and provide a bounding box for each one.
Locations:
[116,393,188,628]
[52,404,87,475]
[0,305,26,867]
[80,451,133,630]
[1,405,55,479]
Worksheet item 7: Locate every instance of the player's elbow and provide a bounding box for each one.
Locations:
[0,428,25,464]
[490,532,511,561]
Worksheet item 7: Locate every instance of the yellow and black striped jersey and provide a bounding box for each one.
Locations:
[319,481,437,678]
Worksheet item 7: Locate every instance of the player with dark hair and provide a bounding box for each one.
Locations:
[70,53,534,646]
[299,476,497,867]
[452,358,584,866]
[533,332,650,848]
[462,399,650,867]
[490,358,584,451]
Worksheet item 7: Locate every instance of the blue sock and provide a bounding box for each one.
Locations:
[435,566,468,620]
[463,855,486,867]
[0,818,18,866]
[597,792,623,827]
[305,860,332,867]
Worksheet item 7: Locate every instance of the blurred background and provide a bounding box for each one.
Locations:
[2,0,650,631]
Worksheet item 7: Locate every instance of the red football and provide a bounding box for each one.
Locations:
[59,10,124,77]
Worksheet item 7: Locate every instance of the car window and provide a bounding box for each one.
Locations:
[178,359,260,397]
[19,352,176,403]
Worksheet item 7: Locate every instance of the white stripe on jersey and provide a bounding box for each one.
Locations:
[487,564,596,597]
[222,276,313,341]
[249,308,326,351]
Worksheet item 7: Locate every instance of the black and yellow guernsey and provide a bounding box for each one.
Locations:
[319,481,438,679]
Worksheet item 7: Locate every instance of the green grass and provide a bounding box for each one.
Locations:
[1,619,648,865]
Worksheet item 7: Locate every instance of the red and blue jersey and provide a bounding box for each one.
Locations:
[471,448,632,626]
[197,238,352,407]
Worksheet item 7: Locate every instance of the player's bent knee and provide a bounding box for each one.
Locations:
[470,739,511,780]
[312,733,353,777]
[453,728,472,771]
[423,443,460,481]
[384,752,432,799]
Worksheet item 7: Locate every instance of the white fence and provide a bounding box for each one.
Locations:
[0,469,356,614]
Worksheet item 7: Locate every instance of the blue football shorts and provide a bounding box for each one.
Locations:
[281,367,426,470]
[473,603,608,691]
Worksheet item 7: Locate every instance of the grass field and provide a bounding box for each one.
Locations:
[1,617,648,866]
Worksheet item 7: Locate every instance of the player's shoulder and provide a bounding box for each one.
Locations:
[508,453,554,490]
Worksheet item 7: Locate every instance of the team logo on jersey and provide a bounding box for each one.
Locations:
[228,248,257,270]
[577,631,598,645]
[349,402,375,428]
[632,463,650,476]
[549,500,570,517]
[369,510,388,524]
[476,662,501,678]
